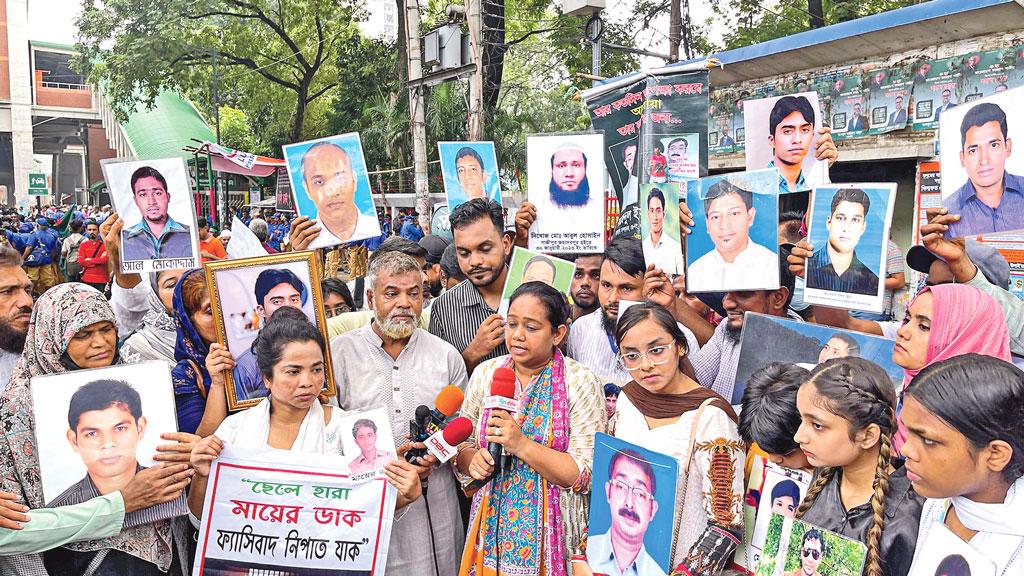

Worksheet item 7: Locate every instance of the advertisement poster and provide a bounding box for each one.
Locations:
[867,67,915,135]
[193,446,396,576]
[804,184,898,313]
[911,56,961,131]
[827,73,868,140]
[959,48,1015,102]
[709,89,738,155]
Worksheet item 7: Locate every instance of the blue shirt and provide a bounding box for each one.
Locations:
[806,246,879,296]
[25,228,60,266]
[943,172,1024,238]
[400,220,424,242]
[768,160,807,193]
[121,216,193,260]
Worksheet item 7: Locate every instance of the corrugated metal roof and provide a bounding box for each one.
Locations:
[121,91,216,160]
[29,39,78,52]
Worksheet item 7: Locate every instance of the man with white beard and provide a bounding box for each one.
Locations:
[330,251,467,575]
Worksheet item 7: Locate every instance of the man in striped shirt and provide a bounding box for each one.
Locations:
[428,199,511,373]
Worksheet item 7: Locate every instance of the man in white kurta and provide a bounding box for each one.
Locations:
[330,251,467,575]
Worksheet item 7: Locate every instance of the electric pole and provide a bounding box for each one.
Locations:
[668,0,680,62]
[466,0,484,139]
[404,0,431,231]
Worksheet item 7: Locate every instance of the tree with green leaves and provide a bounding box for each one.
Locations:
[75,0,365,143]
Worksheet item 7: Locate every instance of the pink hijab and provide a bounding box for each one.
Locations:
[895,283,1011,450]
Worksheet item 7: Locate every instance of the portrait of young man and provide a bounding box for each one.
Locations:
[439,142,502,210]
[348,418,396,475]
[587,450,667,576]
[121,165,194,261]
[784,529,826,576]
[806,188,879,296]
[53,379,147,506]
[231,267,312,401]
[641,186,683,275]
[286,135,381,248]
[687,178,777,293]
[765,95,816,193]
[521,254,557,286]
[942,100,1023,237]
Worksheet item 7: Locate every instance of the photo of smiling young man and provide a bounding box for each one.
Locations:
[283,133,381,249]
[526,133,606,253]
[938,89,1024,238]
[743,92,829,193]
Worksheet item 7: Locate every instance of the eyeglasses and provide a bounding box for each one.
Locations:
[617,345,675,371]
[802,548,820,560]
[608,479,654,502]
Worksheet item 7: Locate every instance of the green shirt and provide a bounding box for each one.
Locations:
[0,492,124,554]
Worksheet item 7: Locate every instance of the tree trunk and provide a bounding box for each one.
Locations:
[668,0,681,62]
[292,86,308,142]
[807,0,825,28]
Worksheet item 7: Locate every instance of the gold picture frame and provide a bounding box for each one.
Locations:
[204,251,336,411]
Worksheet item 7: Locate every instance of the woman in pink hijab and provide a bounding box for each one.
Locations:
[892,283,1011,450]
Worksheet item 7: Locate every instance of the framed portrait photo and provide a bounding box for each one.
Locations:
[30,361,187,522]
[205,251,337,410]
[282,132,381,249]
[438,141,502,212]
[804,184,897,313]
[102,157,201,273]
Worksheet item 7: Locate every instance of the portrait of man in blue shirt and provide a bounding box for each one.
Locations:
[807,188,879,296]
[121,166,193,261]
[943,101,1023,238]
[766,95,815,193]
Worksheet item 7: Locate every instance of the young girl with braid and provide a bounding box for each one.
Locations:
[793,357,923,576]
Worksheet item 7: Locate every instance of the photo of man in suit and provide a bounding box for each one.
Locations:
[933,89,957,122]
[888,95,908,127]
[847,103,867,132]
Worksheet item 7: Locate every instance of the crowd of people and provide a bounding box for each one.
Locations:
[0,148,1020,576]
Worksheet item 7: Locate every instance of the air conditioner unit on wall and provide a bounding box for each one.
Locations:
[562,0,604,17]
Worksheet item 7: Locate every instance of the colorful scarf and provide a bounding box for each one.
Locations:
[0,283,173,573]
[461,350,571,576]
[171,269,212,433]
[895,283,1011,450]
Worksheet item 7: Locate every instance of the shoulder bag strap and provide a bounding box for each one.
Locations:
[668,397,717,563]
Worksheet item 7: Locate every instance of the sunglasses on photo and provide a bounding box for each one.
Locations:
[802,547,821,560]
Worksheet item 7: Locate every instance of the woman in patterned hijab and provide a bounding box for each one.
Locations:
[0,283,193,576]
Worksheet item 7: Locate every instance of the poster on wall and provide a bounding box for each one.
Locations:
[911,56,962,131]
[867,67,915,135]
[827,73,868,140]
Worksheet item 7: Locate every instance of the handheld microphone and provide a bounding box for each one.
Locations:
[423,416,473,463]
[486,368,516,471]
[406,385,466,463]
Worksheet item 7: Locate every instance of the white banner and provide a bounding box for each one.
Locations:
[226,216,269,260]
[193,446,396,576]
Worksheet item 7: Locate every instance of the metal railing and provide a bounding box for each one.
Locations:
[37,81,92,92]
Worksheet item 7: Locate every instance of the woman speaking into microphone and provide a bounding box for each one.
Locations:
[454,281,607,576]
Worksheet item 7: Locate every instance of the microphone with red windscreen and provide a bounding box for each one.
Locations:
[423,416,473,463]
[485,367,517,470]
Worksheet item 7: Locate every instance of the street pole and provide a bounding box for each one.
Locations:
[211,48,226,230]
[591,37,601,87]
[404,0,431,232]
[465,0,484,140]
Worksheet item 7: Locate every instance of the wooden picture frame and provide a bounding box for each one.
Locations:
[205,251,336,410]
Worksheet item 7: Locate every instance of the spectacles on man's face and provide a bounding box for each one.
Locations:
[617,344,675,371]
[608,479,654,502]
[802,547,820,560]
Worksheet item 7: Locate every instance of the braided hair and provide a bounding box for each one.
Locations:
[793,358,896,576]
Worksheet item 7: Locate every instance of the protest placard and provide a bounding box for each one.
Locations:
[526,132,606,254]
[438,141,502,212]
[686,168,780,294]
[282,132,381,249]
[226,216,269,260]
[338,407,399,481]
[908,521,997,576]
[743,91,828,193]
[741,463,812,573]
[640,182,684,275]
[867,67,914,135]
[205,251,336,410]
[31,362,187,522]
[911,56,961,131]
[754,515,866,576]
[193,446,396,576]
[938,87,1024,238]
[586,433,678,576]
[734,313,903,406]
[498,247,575,317]
[804,184,897,313]
[102,157,201,273]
